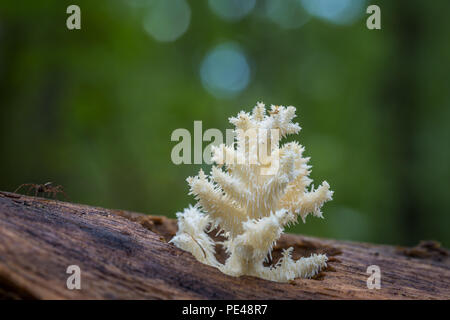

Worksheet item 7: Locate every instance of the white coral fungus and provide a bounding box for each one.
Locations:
[170,102,333,282]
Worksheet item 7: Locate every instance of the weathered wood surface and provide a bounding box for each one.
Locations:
[0,191,448,300]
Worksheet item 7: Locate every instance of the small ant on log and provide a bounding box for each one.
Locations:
[14,182,68,199]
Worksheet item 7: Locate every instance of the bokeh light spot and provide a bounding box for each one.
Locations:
[200,43,250,99]
[300,0,366,25]
[208,0,256,21]
[265,0,310,29]
[143,0,191,42]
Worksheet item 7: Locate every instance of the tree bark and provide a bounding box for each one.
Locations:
[0,191,448,300]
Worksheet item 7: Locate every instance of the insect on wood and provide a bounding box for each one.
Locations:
[14,182,68,199]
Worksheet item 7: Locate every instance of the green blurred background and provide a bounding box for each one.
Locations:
[1,0,449,246]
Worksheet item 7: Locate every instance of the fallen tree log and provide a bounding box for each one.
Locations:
[0,191,448,300]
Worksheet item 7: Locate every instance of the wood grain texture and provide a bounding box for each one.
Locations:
[0,191,448,300]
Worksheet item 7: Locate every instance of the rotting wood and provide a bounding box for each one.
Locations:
[0,191,448,299]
